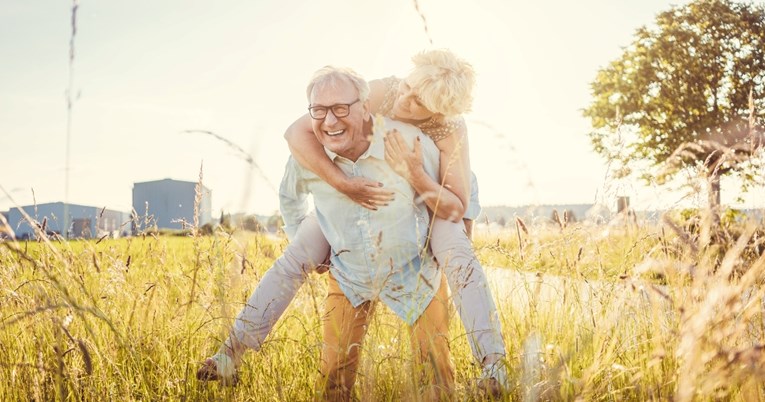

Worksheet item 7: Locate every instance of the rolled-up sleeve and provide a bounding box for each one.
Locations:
[464,171,482,220]
[279,157,309,240]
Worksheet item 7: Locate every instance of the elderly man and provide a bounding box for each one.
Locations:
[198,65,458,399]
[283,66,453,400]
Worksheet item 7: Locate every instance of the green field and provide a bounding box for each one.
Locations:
[1,219,763,401]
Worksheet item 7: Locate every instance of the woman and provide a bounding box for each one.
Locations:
[199,50,508,394]
[289,50,478,238]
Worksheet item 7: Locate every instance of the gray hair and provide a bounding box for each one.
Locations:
[306,66,370,103]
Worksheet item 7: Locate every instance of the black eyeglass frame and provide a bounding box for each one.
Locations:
[307,99,360,120]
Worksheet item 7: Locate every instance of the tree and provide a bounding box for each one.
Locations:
[242,215,264,232]
[496,216,507,227]
[584,0,765,220]
[266,212,284,233]
[219,210,232,233]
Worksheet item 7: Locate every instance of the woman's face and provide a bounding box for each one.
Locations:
[391,78,435,122]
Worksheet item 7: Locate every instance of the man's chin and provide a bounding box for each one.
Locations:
[321,135,346,147]
[322,142,346,155]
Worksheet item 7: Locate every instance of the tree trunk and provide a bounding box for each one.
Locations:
[707,170,722,226]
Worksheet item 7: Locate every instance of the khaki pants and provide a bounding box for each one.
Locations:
[317,273,454,401]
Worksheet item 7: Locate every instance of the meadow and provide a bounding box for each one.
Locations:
[1,213,764,401]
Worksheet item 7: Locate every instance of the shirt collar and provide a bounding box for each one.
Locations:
[365,127,385,160]
[322,117,385,162]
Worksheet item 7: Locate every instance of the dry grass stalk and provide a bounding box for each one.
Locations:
[515,217,527,261]
[182,129,277,193]
[661,214,699,257]
[411,0,434,45]
[0,210,14,239]
[186,162,206,310]
[193,162,203,237]
[521,332,543,402]
[552,209,564,231]
[675,221,765,401]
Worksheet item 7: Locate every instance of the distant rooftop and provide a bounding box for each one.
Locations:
[134,178,198,185]
[8,201,123,211]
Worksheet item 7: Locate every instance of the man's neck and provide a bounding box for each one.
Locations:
[336,118,374,162]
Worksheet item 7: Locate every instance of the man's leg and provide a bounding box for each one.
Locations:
[410,273,455,400]
[317,274,374,401]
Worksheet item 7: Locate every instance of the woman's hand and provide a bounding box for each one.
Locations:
[339,176,395,211]
[384,129,425,183]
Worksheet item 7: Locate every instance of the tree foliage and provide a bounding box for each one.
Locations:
[584,0,765,208]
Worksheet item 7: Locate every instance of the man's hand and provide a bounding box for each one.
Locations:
[384,129,424,183]
[339,176,395,211]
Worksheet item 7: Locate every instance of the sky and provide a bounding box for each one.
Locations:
[1,0,763,217]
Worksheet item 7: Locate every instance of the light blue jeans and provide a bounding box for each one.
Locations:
[223,213,506,366]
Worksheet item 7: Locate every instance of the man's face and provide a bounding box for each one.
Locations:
[309,78,370,160]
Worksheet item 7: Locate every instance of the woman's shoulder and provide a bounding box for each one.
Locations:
[370,76,400,90]
[419,115,466,143]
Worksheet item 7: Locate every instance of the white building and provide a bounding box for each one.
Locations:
[132,179,212,232]
[7,202,128,240]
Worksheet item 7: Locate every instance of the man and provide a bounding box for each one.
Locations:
[286,66,454,400]
[197,64,511,397]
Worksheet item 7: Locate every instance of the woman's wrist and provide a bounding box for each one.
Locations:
[408,166,429,187]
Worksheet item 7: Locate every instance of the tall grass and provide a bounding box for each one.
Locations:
[1,211,764,400]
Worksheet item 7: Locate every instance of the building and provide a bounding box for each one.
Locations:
[7,202,128,239]
[132,179,212,232]
[0,210,9,239]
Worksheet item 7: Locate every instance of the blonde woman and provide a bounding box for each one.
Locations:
[199,50,509,395]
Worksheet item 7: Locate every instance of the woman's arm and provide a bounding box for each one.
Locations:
[284,79,395,209]
[384,122,471,222]
[283,113,395,210]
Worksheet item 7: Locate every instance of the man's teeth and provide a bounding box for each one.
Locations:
[327,130,344,136]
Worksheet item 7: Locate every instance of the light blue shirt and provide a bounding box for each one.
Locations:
[279,117,442,325]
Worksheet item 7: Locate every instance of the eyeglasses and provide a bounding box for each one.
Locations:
[307,99,360,120]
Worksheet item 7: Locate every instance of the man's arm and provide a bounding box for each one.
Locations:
[278,157,309,240]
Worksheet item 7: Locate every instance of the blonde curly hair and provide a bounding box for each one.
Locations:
[407,49,475,118]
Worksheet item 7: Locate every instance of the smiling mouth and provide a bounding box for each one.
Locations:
[326,129,345,136]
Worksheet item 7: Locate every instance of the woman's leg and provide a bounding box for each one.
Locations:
[220,214,330,365]
[429,217,506,365]
[463,218,474,240]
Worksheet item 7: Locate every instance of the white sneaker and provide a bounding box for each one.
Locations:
[196,353,238,386]
[478,360,510,397]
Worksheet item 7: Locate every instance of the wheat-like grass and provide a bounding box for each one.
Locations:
[2,209,762,400]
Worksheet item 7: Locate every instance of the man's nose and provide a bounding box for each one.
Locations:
[324,110,339,125]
